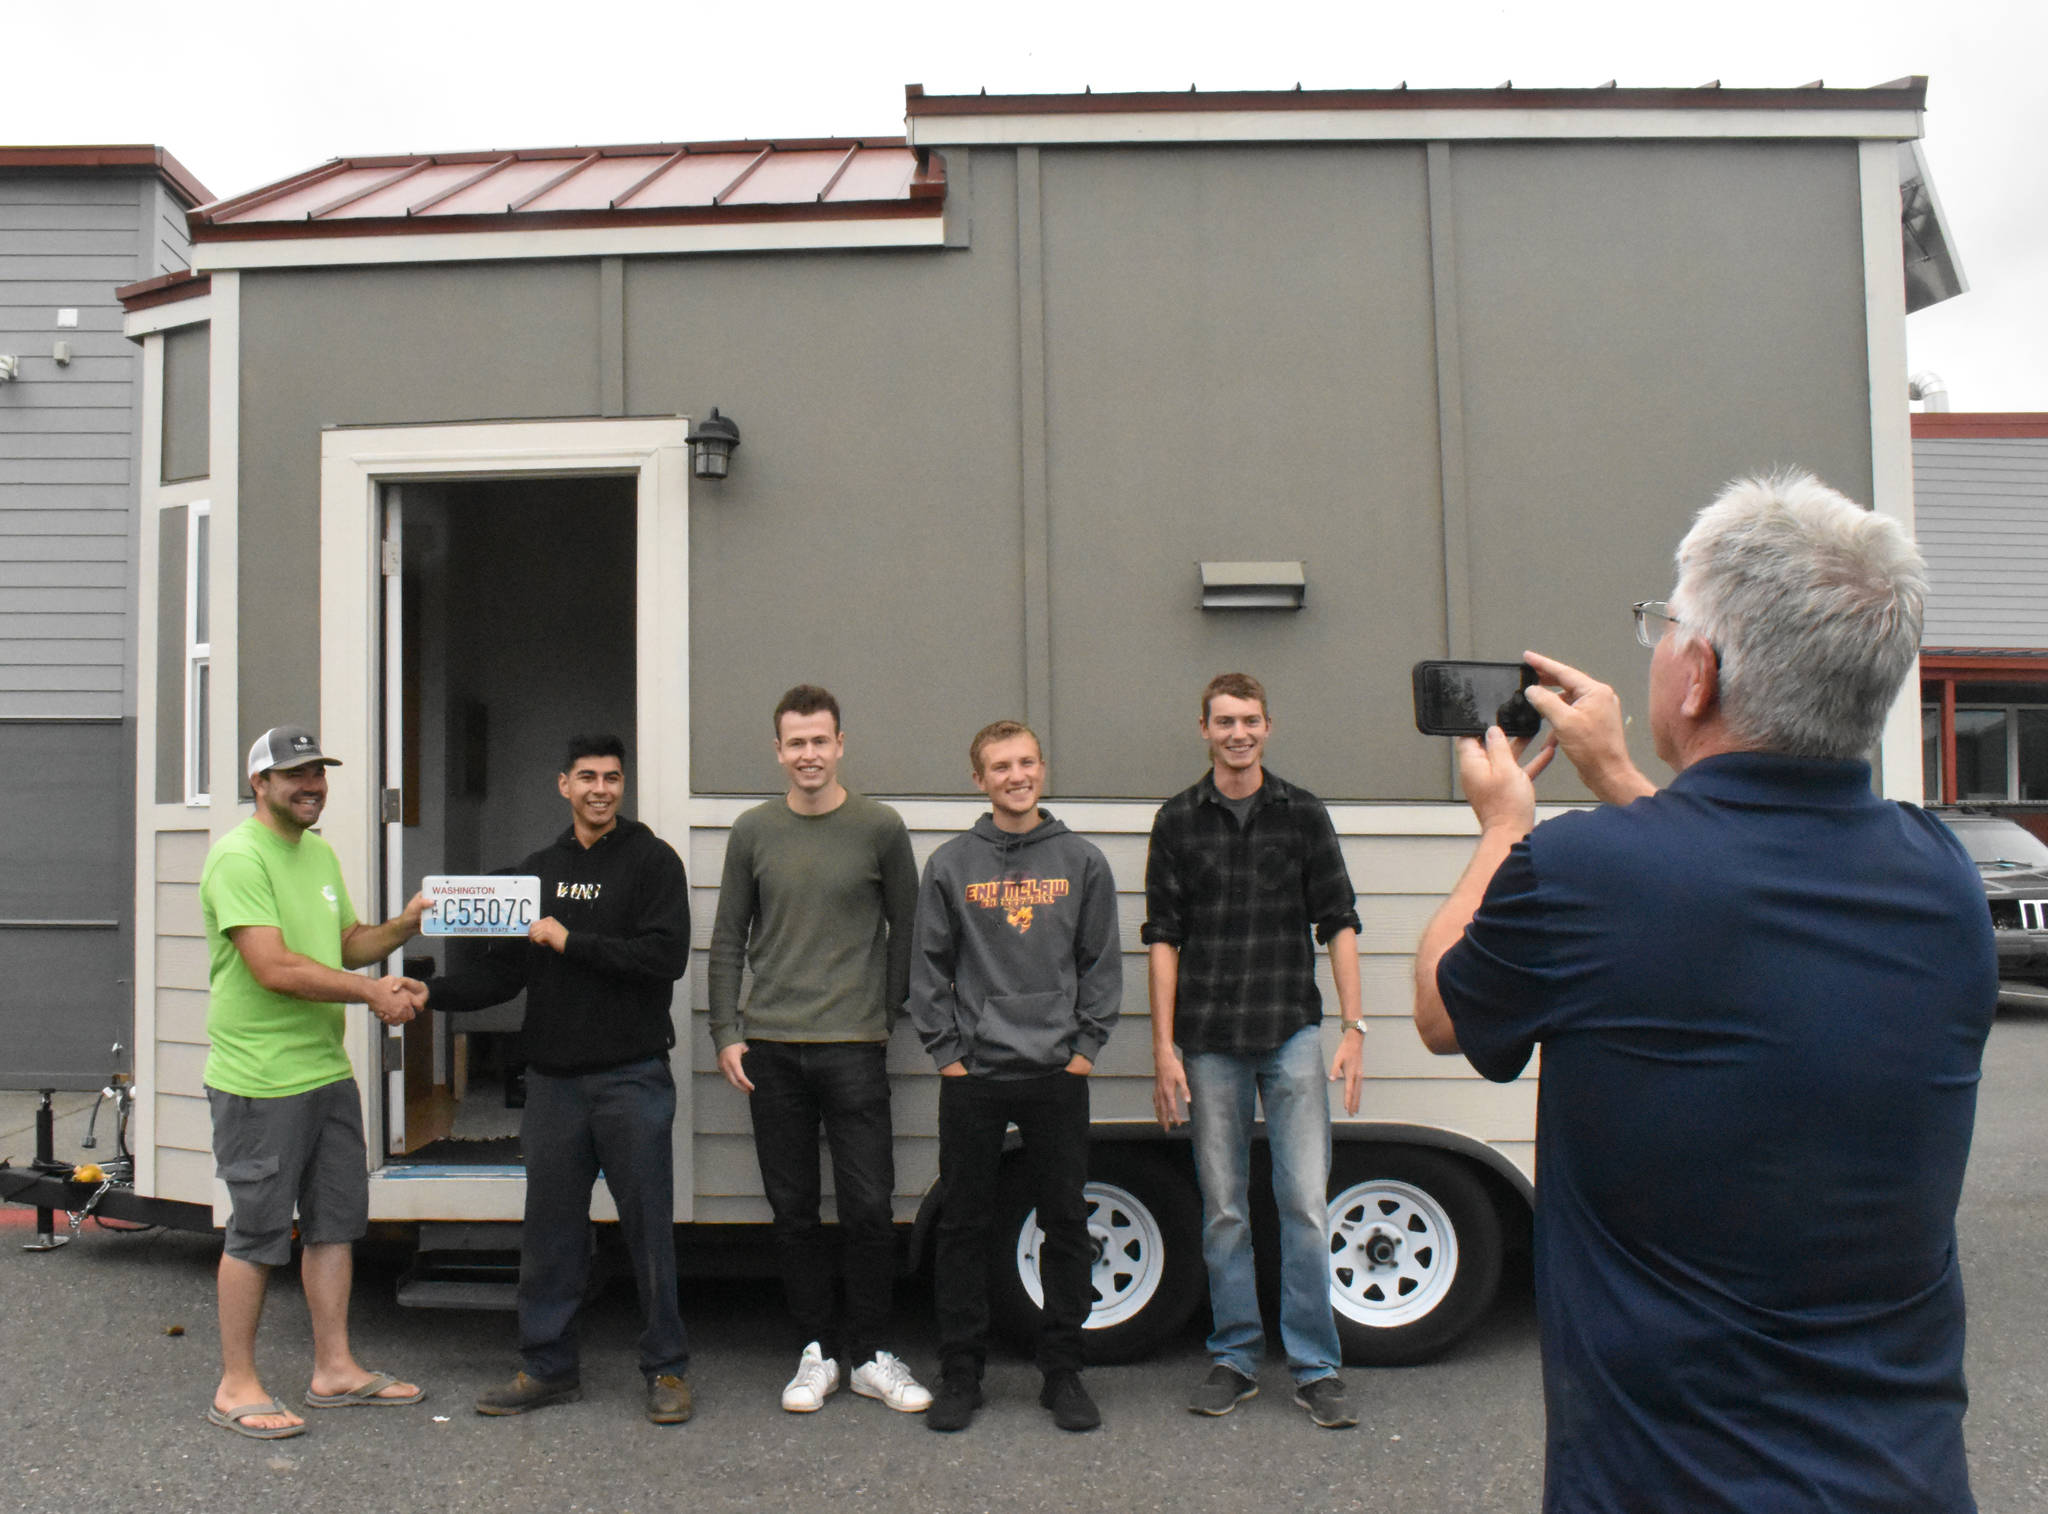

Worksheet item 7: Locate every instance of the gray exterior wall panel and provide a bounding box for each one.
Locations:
[236,260,608,766]
[1450,142,1873,792]
[157,505,187,803]
[0,719,133,1090]
[0,167,160,723]
[1916,436,2048,649]
[161,324,210,482]
[1037,145,1446,799]
[626,150,1028,795]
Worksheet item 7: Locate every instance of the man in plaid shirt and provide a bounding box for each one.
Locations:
[1144,672,1366,1428]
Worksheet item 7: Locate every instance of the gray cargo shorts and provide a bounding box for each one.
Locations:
[207,1077,369,1266]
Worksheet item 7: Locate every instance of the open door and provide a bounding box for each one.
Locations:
[376,474,641,1163]
[381,488,454,1155]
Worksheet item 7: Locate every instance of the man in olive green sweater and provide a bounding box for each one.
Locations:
[708,684,928,1414]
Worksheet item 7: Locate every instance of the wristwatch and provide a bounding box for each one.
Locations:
[1340,1017,1367,1036]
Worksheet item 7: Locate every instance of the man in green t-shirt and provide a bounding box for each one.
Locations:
[708,685,928,1414]
[198,724,429,1440]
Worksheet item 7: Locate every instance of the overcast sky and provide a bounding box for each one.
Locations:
[21,0,2045,408]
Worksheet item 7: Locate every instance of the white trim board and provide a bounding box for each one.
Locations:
[907,107,1924,149]
[1860,139,1922,804]
[193,215,945,273]
[318,416,695,1210]
[124,294,213,339]
[688,796,1585,834]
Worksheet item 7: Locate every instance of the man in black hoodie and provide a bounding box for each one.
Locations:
[909,720,1122,1434]
[420,734,693,1425]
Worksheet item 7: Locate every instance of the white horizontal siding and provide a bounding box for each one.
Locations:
[682,804,1531,1211]
[151,828,214,1201]
[1916,436,2048,649]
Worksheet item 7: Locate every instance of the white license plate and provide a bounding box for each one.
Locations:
[422,875,542,937]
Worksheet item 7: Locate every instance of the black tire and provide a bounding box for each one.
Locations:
[988,1146,1205,1365]
[1325,1144,1503,1367]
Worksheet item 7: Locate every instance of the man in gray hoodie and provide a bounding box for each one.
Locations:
[909,720,1122,1434]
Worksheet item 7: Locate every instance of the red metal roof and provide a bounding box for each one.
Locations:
[194,140,942,243]
[1913,413,2048,439]
[0,144,212,207]
[116,268,212,312]
[902,77,1929,117]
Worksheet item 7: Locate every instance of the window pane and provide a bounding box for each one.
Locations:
[192,660,210,799]
[1954,708,2010,800]
[1922,705,1942,803]
[192,514,210,645]
[2019,710,2048,802]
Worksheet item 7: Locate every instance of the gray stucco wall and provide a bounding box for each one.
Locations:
[229,139,1876,801]
[1915,435,2048,649]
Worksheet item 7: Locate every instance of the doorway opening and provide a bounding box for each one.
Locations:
[387,474,637,1165]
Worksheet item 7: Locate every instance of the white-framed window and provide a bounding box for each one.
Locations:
[185,502,211,804]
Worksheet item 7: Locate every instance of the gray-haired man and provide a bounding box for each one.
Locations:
[1415,472,1995,1513]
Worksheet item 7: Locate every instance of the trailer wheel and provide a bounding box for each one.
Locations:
[1325,1145,1502,1366]
[990,1148,1203,1364]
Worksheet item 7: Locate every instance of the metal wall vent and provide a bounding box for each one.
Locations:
[1199,560,1306,611]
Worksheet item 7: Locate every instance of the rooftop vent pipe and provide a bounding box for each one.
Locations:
[1909,372,1950,412]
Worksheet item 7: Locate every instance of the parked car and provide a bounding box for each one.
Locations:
[1930,808,2048,1007]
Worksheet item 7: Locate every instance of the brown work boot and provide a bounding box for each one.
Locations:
[647,1373,693,1424]
[474,1370,582,1416]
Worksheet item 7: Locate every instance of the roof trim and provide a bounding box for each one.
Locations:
[191,211,946,272]
[901,79,1928,147]
[904,78,1927,117]
[195,194,941,245]
[116,268,212,312]
[1922,652,2048,674]
[1913,413,2048,439]
[0,144,213,207]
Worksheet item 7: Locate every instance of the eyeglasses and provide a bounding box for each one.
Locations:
[1631,600,1679,648]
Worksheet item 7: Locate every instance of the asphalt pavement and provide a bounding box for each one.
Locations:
[3,1013,2044,1514]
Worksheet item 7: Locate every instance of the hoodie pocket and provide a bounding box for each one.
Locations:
[971,990,1073,1074]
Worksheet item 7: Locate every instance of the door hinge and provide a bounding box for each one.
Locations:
[381,788,402,824]
[381,540,402,576]
[381,1035,403,1074]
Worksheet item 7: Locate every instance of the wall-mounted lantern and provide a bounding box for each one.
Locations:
[1199,560,1306,611]
[686,408,741,480]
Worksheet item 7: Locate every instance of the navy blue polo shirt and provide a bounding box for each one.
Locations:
[1439,752,1994,1514]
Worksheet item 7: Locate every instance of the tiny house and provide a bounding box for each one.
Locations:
[101,79,1958,1359]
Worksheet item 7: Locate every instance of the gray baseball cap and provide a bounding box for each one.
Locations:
[246,724,342,780]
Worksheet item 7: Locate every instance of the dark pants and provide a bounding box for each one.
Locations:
[745,1040,897,1370]
[935,1071,1091,1379]
[518,1056,688,1384]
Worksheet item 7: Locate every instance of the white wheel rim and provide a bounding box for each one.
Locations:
[1017,1180,1168,1329]
[1326,1177,1461,1329]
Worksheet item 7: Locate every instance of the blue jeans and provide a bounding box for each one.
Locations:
[518,1057,689,1384]
[1184,1024,1338,1382]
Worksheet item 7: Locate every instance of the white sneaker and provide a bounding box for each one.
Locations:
[781,1342,840,1412]
[850,1350,933,1413]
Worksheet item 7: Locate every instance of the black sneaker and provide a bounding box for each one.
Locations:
[926,1374,983,1433]
[1294,1375,1358,1429]
[1187,1365,1259,1416]
[1039,1370,1101,1432]
[474,1370,581,1416]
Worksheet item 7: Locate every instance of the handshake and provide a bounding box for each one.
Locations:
[367,975,429,1026]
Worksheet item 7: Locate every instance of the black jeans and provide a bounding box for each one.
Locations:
[745,1040,897,1370]
[935,1071,1091,1379]
[518,1056,689,1383]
